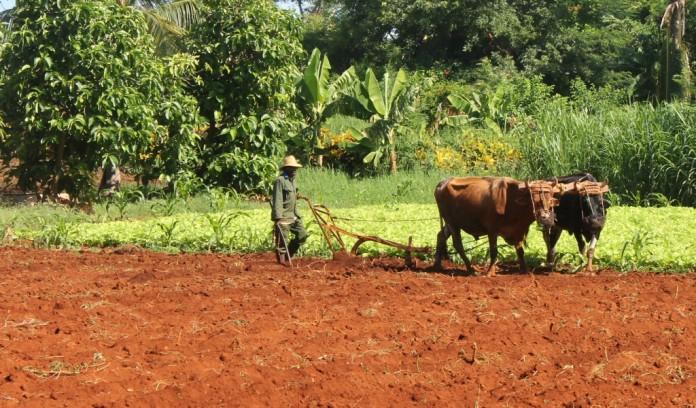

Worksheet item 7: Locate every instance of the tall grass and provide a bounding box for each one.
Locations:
[514,101,696,206]
[298,167,451,207]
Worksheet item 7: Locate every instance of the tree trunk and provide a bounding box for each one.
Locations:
[679,46,692,101]
[296,0,304,16]
[315,126,324,167]
[99,164,122,194]
[388,128,397,174]
[52,134,66,196]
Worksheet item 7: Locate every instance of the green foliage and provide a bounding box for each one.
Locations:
[619,229,656,272]
[134,0,202,54]
[105,190,146,221]
[302,0,669,98]
[295,167,450,207]
[447,85,508,135]
[186,0,305,193]
[150,193,184,216]
[155,219,180,248]
[34,217,77,249]
[206,186,241,212]
[0,0,202,200]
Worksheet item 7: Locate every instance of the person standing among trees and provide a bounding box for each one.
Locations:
[271,155,308,265]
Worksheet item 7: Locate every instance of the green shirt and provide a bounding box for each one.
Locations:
[271,173,300,221]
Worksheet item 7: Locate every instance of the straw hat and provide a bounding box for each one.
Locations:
[281,155,303,168]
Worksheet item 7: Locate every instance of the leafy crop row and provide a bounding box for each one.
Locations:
[18,205,696,273]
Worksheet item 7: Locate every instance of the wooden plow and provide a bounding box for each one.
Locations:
[298,197,431,267]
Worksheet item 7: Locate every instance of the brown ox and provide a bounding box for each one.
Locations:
[434,177,559,276]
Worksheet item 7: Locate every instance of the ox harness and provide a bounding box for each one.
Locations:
[519,181,560,222]
[558,180,610,219]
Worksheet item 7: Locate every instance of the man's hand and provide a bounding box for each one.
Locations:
[275,219,294,227]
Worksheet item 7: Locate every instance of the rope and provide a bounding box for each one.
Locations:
[332,216,440,223]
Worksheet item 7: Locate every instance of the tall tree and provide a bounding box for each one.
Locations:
[0,0,202,200]
[187,0,304,193]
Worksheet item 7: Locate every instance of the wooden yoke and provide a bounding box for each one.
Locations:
[557,181,610,196]
[517,180,563,209]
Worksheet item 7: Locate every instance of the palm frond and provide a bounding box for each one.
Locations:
[328,66,356,101]
[140,0,201,54]
[135,0,175,8]
[145,9,186,38]
[146,0,200,31]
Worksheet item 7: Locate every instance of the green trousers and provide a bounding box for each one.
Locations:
[275,218,308,257]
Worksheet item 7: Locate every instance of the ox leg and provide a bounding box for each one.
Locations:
[574,232,586,259]
[544,227,562,266]
[433,225,451,270]
[486,234,498,277]
[586,235,598,273]
[515,244,529,275]
[451,229,474,275]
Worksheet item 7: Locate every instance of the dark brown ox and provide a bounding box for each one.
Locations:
[434,177,559,276]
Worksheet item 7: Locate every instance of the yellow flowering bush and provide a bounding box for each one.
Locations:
[418,128,520,173]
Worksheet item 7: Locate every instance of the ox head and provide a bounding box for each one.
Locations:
[515,181,560,228]
[493,179,559,228]
[567,182,610,234]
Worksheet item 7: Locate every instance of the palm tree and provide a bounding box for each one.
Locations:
[660,0,690,100]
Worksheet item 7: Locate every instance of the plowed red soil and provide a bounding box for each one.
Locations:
[0,247,694,407]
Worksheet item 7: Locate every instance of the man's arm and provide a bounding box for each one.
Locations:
[271,178,284,221]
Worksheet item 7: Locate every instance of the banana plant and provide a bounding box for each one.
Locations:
[350,67,409,174]
[296,48,357,166]
[446,83,508,135]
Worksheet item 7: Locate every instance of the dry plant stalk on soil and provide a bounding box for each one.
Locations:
[3,317,49,330]
[23,353,108,379]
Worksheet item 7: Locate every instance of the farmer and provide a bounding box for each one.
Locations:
[271,155,307,264]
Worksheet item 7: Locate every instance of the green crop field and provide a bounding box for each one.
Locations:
[10,203,696,273]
